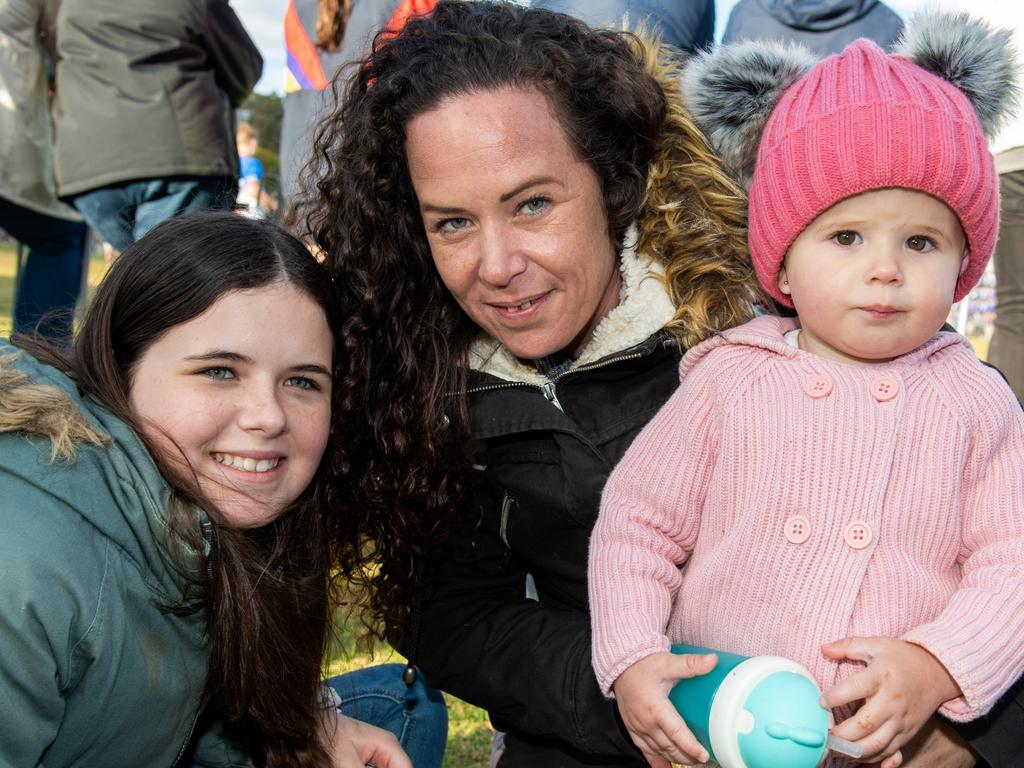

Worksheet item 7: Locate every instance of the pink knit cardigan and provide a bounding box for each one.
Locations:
[590,315,1024,724]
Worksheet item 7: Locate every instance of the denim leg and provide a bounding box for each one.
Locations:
[73,177,236,251]
[133,176,237,242]
[0,198,87,343]
[72,185,136,252]
[326,664,448,768]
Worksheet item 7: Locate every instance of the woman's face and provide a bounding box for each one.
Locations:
[406,86,621,360]
[128,283,333,528]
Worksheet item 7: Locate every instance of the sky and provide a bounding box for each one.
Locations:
[233,0,1024,145]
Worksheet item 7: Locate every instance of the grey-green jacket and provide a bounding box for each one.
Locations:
[52,0,263,197]
[0,342,247,767]
[0,0,80,220]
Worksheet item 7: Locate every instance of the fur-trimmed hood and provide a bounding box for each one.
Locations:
[0,351,108,462]
[0,339,216,766]
[0,340,190,596]
[467,237,675,386]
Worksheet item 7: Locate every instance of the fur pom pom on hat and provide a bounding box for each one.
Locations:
[683,12,1019,308]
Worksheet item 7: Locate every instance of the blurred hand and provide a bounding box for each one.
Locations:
[822,637,961,767]
[327,712,412,768]
[611,651,718,766]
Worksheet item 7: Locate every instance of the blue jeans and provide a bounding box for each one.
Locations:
[73,176,235,252]
[327,664,448,768]
[0,197,87,343]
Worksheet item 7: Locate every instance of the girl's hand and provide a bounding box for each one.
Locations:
[611,651,718,766]
[327,712,412,768]
[821,637,961,766]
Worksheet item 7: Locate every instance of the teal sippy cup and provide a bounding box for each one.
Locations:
[668,644,857,768]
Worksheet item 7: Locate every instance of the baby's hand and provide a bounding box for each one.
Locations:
[611,651,717,767]
[821,637,961,767]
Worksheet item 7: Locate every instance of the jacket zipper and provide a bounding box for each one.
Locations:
[499,492,515,547]
[172,709,201,766]
[541,381,564,411]
[171,520,216,765]
[464,349,650,401]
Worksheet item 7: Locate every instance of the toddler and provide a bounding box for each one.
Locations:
[589,14,1024,768]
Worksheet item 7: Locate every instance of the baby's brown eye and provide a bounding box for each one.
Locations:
[834,231,859,246]
[907,236,931,251]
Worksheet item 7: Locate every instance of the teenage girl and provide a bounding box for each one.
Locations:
[0,212,423,767]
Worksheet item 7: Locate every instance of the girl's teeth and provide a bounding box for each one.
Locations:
[213,453,280,473]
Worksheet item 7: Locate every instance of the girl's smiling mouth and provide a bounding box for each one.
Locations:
[212,452,283,474]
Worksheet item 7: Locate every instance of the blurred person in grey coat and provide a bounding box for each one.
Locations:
[52,0,263,252]
[280,0,425,211]
[530,0,715,53]
[989,145,1024,402]
[0,0,87,343]
[723,0,902,56]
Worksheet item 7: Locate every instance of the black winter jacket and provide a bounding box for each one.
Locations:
[413,330,681,767]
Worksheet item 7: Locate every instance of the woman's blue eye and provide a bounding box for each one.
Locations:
[285,376,320,391]
[906,235,935,252]
[200,367,234,380]
[520,196,549,215]
[832,230,861,246]
[437,217,471,234]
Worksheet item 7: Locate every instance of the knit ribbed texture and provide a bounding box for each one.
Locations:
[590,316,1024,756]
[749,38,999,307]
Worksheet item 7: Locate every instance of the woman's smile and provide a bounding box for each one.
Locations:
[489,291,551,319]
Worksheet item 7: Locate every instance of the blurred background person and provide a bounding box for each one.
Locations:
[0,0,87,344]
[236,121,279,218]
[280,0,436,213]
[52,0,263,253]
[988,146,1024,402]
[722,0,902,55]
[530,0,716,52]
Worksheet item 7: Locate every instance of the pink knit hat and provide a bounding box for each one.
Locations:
[748,38,998,307]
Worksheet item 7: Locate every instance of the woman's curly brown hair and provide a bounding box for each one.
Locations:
[299,0,760,643]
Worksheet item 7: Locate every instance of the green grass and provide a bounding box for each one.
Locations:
[0,238,493,766]
[0,241,19,337]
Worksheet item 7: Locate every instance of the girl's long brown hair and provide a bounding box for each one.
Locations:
[300,0,760,643]
[18,212,348,767]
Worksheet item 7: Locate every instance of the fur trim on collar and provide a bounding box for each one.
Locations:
[468,236,675,385]
[0,353,109,462]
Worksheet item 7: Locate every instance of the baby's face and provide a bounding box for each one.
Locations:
[779,188,966,365]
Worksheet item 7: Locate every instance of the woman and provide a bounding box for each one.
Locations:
[303,2,1002,765]
[0,213,415,767]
